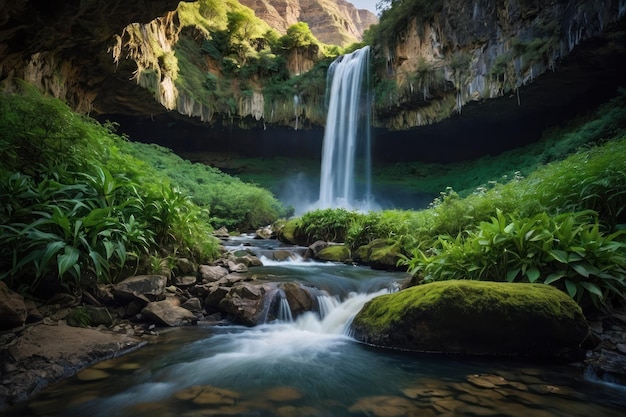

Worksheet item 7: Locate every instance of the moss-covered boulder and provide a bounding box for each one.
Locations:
[351,280,591,360]
[315,245,351,262]
[276,220,309,246]
[354,238,403,270]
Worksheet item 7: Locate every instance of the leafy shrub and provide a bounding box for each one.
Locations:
[399,210,626,310]
[0,88,226,293]
[296,209,359,243]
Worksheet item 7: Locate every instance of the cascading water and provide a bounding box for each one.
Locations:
[318,45,373,210]
[11,243,626,417]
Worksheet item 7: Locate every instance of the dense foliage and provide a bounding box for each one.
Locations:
[285,92,626,310]
[173,0,345,124]
[0,86,285,294]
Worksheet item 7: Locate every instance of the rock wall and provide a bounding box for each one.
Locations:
[0,0,184,114]
[374,0,626,129]
[238,0,378,46]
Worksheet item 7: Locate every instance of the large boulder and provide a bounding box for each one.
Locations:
[219,283,272,326]
[314,245,351,263]
[113,275,167,303]
[280,282,316,317]
[354,238,403,270]
[351,280,591,360]
[199,265,229,283]
[142,300,196,326]
[0,282,27,330]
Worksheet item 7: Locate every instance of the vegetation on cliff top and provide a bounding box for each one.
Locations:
[0,85,287,294]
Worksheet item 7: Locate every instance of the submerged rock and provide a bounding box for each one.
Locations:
[351,280,591,359]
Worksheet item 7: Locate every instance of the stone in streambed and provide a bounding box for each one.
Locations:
[348,395,417,417]
[113,275,167,303]
[264,386,303,402]
[141,299,196,326]
[351,280,591,359]
[314,244,350,262]
[199,265,229,282]
[354,238,403,270]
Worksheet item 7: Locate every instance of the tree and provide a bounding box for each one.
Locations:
[281,22,317,49]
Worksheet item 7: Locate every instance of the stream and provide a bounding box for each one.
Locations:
[8,235,626,417]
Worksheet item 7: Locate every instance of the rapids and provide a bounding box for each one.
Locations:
[7,235,626,417]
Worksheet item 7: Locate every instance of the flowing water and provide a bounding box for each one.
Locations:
[318,46,373,211]
[7,236,626,417]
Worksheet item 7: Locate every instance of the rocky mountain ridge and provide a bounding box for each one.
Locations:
[238,0,378,45]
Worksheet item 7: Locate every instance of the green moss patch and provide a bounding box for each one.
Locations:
[351,280,591,359]
[315,245,351,263]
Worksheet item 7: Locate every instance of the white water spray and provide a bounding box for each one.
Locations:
[318,46,373,210]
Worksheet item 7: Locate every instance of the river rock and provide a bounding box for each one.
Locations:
[219,283,270,326]
[280,282,316,317]
[175,257,196,274]
[314,244,351,262]
[273,250,296,261]
[180,297,203,315]
[354,238,403,270]
[0,282,27,330]
[304,240,329,258]
[205,285,230,309]
[233,255,263,268]
[84,306,115,327]
[227,260,248,273]
[113,275,167,303]
[213,227,230,238]
[199,265,229,283]
[351,280,591,359]
[255,226,273,239]
[173,275,197,287]
[141,299,196,326]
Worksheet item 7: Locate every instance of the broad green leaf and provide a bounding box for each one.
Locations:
[544,273,565,285]
[506,268,520,282]
[40,240,66,273]
[57,246,80,276]
[549,249,568,264]
[564,279,578,298]
[571,263,590,278]
[580,281,603,299]
[526,267,541,283]
[103,240,115,260]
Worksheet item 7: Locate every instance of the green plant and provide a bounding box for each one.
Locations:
[399,210,626,310]
[298,209,358,243]
[66,307,91,327]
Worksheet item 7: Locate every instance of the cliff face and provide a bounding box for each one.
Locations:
[373,0,626,129]
[238,0,378,46]
[0,0,185,114]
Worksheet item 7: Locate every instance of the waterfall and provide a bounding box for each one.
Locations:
[318,46,373,210]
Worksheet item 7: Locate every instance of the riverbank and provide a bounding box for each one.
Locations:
[0,321,147,409]
[1,234,626,412]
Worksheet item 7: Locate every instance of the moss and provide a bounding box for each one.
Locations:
[315,245,351,262]
[352,280,590,358]
[355,238,403,270]
[277,220,298,245]
[358,280,582,330]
